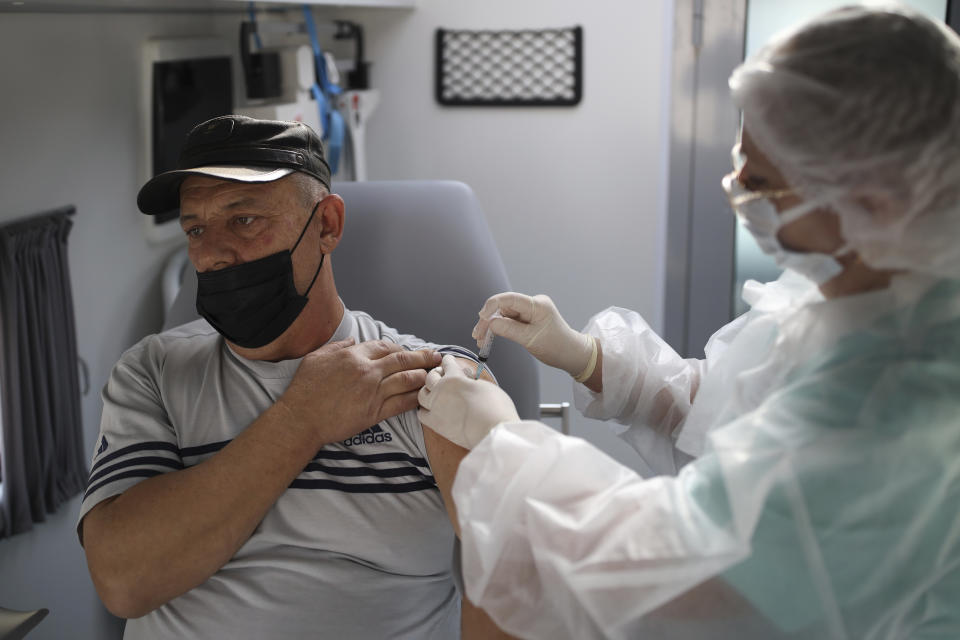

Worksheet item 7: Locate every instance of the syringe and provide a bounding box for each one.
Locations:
[474,325,495,380]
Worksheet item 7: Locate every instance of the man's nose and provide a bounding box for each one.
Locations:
[191,234,240,273]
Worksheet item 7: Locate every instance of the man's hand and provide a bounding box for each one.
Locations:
[279,338,441,447]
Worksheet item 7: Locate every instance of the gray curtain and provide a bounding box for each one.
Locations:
[0,206,87,538]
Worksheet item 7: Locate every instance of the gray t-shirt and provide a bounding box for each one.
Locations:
[78,306,479,640]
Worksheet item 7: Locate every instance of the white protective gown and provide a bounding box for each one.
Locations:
[452,271,960,640]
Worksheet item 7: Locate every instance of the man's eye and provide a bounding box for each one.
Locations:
[236,216,257,226]
[185,227,203,238]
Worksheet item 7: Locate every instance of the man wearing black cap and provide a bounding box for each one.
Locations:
[76,116,508,639]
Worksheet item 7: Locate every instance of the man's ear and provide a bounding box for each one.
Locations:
[317,193,345,253]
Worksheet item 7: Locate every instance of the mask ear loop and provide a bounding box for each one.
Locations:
[736,184,824,227]
[775,193,853,257]
[292,200,326,297]
[729,187,795,208]
[291,200,321,253]
[302,254,326,297]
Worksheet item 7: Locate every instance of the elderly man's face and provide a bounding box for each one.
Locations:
[179,175,322,292]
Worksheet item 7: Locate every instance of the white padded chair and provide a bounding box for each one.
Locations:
[163,180,543,420]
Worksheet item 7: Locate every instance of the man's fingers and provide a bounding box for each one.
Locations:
[380,367,429,401]
[378,389,421,423]
[376,348,441,378]
[354,339,406,360]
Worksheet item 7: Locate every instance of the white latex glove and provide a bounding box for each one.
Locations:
[417,355,520,450]
[473,292,595,378]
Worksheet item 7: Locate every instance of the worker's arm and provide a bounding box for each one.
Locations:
[449,419,786,638]
[81,339,439,619]
[475,294,705,450]
[648,578,785,637]
[426,417,778,638]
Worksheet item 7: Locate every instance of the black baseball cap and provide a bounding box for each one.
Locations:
[137,115,331,215]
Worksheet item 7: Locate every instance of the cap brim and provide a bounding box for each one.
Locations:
[137,165,295,215]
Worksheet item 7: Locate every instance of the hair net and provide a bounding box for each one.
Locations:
[729,4,960,279]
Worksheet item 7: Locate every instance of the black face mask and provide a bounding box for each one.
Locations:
[195,202,324,349]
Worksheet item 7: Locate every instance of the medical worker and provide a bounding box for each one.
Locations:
[417,5,960,639]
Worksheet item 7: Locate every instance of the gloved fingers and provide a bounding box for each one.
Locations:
[424,366,442,391]
[472,310,503,346]
[474,292,537,342]
[417,379,433,410]
[472,316,497,344]
[490,292,539,323]
[440,354,466,378]
[477,292,522,321]
[486,315,537,347]
[474,293,509,341]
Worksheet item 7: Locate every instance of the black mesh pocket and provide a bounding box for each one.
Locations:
[435,26,583,106]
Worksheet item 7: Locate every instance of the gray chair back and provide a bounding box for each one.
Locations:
[163,180,540,419]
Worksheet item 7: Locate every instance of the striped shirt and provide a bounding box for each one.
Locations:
[78,306,479,640]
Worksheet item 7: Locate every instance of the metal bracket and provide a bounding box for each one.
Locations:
[539,402,571,435]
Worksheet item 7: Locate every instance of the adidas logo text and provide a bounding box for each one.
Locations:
[343,425,393,447]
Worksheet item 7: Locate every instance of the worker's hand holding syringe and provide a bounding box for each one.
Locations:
[418,292,601,450]
[472,293,598,382]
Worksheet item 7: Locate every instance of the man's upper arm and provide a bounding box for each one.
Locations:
[452,355,495,383]
[421,357,493,534]
[421,358,519,640]
[78,341,182,543]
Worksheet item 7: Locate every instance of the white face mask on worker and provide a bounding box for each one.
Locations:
[722,174,846,285]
